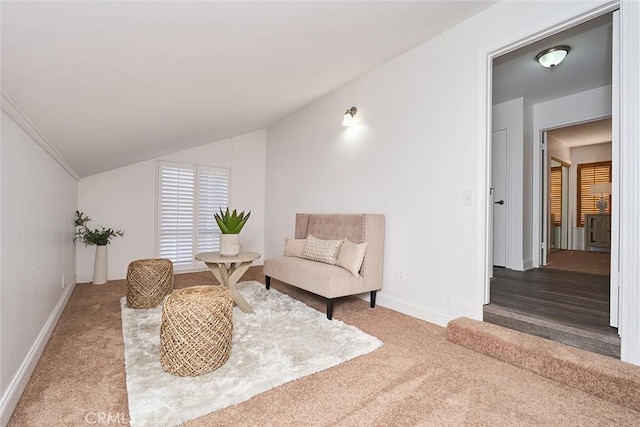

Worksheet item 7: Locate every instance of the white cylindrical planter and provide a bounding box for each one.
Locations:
[220,234,240,257]
[93,245,108,285]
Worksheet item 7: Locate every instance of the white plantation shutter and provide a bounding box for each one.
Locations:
[159,164,195,266]
[158,161,229,270]
[197,167,229,253]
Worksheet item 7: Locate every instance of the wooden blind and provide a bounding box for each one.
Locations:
[577,161,611,227]
[550,166,562,226]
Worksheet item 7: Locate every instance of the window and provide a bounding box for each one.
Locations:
[577,161,611,227]
[157,161,229,270]
[550,166,562,226]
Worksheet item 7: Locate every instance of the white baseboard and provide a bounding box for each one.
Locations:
[79,263,264,284]
[77,269,127,284]
[523,258,535,270]
[376,293,450,327]
[0,279,77,426]
[449,297,479,321]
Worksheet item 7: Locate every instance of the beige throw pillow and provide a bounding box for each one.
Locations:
[337,238,368,277]
[301,235,343,265]
[284,238,306,257]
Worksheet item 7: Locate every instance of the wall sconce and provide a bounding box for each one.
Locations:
[342,106,357,126]
[535,45,571,68]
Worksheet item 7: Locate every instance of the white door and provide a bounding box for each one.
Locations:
[492,129,508,267]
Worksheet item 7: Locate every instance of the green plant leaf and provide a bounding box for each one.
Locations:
[214,207,251,234]
[74,211,124,245]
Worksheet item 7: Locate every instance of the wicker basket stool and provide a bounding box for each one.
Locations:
[126,258,173,309]
[160,285,233,376]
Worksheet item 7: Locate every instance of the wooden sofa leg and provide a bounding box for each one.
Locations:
[370,291,377,308]
[265,276,271,290]
[326,299,334,320]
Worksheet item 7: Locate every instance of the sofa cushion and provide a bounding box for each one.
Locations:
[263,256,368,299]
[284,238,306,257]
[301,235,343,265]
[337,238,368,277]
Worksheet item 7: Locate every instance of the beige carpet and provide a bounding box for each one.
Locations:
[9,267,640,426]
[122,282,381,426]
[447,317,640,412]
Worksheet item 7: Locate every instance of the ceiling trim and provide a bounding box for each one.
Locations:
[1,91,79,181]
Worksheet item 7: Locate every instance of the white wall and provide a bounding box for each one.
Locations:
[265,1,615,326]
[229,131,266,256]
[76,129,266,282]
[534,86,612,131]
[571,141,612,164]
[522,100,534,269]
[265,2,624,325]
[0,111,78,424]
[548,137,572,163]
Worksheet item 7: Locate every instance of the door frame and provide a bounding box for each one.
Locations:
[540,118,613,267]
[477,4,622,313]
[477,0,640,364]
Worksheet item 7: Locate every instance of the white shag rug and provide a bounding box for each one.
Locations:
[121,281,383,427]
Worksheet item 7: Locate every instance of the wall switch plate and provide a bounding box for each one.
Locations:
[399,269,406,281]
[62,274,65,289]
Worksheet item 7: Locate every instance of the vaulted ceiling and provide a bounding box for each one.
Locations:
[1,1,495,177]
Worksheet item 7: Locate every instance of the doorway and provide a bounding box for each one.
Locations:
[543,118,612,268]
[542,118,613,263]
[486,11,618,355]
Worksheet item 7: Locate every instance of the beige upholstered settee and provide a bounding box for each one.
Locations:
[263,213,385,319]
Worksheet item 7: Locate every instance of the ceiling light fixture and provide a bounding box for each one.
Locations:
[342,106,357,126]
[535,45,571,68]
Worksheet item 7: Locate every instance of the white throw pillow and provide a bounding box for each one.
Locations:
[301,235,343,265]
[284,238,306,257]
[337,238,368,277]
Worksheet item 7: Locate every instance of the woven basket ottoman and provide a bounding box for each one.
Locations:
[126,258,173,309]
[160,285,234,376]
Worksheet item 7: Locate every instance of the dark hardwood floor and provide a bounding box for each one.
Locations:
[485,267,620,358]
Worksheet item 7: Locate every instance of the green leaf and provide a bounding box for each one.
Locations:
[214,207,251,234]
[74,211,124,245]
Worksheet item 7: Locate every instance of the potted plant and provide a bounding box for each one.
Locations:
[214,208,251,256]
[74,211,124,284]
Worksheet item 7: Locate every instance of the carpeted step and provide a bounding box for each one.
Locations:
[446,317,640,412]
[483,305,620,358]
